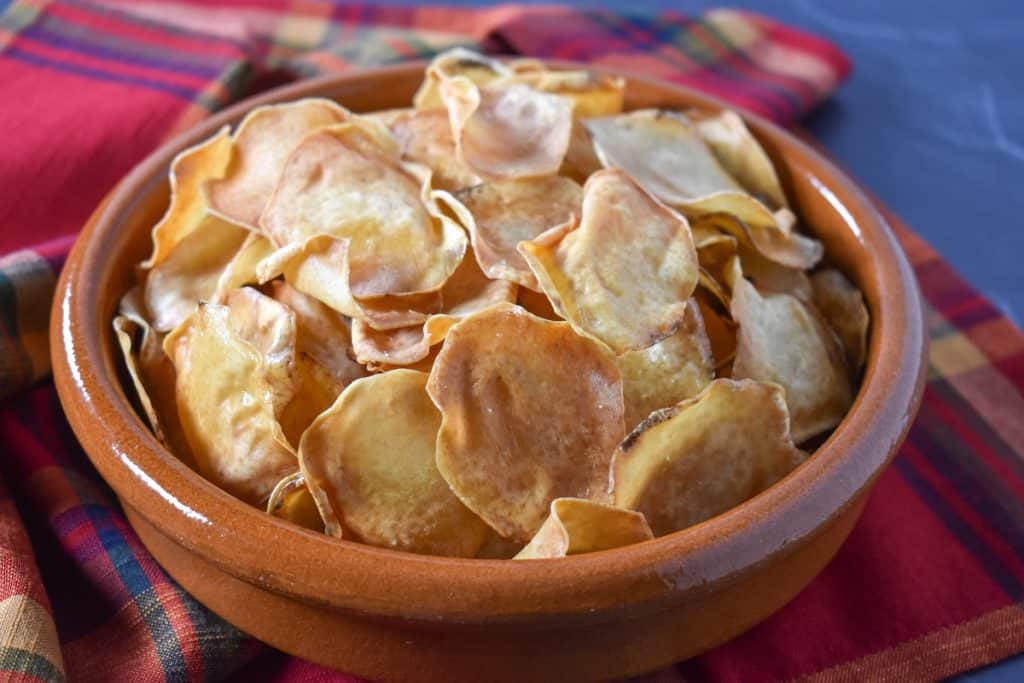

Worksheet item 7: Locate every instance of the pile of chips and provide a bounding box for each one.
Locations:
[114,49,869,559]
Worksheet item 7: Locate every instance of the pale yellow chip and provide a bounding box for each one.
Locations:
[299,370,489,556]
[616,299,714,432]
[584,109,742,203]
[811,268,870,373]
[413,48,510,109]
[611,379,807,536]
[207,98,349,230]
[212,233,275,303]
[453,176,582,290]
[259,122,467,299]
[270,281,367,386]
[694,109,788,209]
[141,127,248,332]
[351,252,517,367]
[440,75,574,181]
[514,498,653,559]
[113,289,193,465]
[680,197,822,269]
[164,303,297,505]
[731,276,853,443]
[266,471,326,533]
[389,108,481,192]
[513,70,626,118]
[426,303,625,542]
[519,168,699,354]
[256,233,443,330]
[224,287,298,417]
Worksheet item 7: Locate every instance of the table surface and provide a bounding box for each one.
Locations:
[403,1,1024,680]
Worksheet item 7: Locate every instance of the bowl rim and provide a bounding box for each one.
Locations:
[52,60,926,624]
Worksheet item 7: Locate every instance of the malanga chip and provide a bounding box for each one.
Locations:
[426,303,624,542]
[694,110,788,209]
[224,287,298,417]
[731,276,853,443]
[616,300,714,432]
[440,75,573,181]
[267,471,325,533]
[585,109,741,203]
[413,48,510,109]
[351,252,516,367]
[514,498,653,559]
[389,108,481,192]
[452,176,582,290]
[519,168,699,354]
[260,123,467,299]
[811,268,870,373]
[207,98,349,230]
[612,379,807,536]
[299,370,489,556]
[164,303,297,505]
[213,233,274,303]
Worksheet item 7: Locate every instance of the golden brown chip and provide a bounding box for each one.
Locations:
[299,370,489,556]
[224,287,298,416]
[452,176,582,289]
[680,196,822,269]
[270,281,367,386]
[616,300,714,432]
[426,303,625,542]
[278,352,347,451]
[440,75,573,180]
[267,471,326,532]
[514,498,653,559]
[611,379,807,536]
[212,233,274,303]
[256,233,443,330]
[694,110,788,209]
[259,122,467,299]
[519,169,699,354]
[207,98,349,229]
[164,303,297,505]
[584,110,742,203]
[389,108,481,192]
[695,291,738,371]
[413,48,510,109]
[350,253,516,367]
[811,268,870,373]
[731,276,853,443]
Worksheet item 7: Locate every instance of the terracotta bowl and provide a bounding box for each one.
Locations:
[51,62,926,682]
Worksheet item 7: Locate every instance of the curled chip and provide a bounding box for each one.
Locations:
[207,98,349,229]
[267,471,325,532]
[616,300,714,432]
[515,498,653,559]
[694,110,788,209]
[811,269,870,373]
[413,48,510,109]
[224,287,298,416]
[612,379,807,536]
[299,370,489,556]
[164,303,297,505]
[440,75,574,180]
[256,234,443,330]
[213,233,274,303]
[452,176,582,289]
[585,109,742,203]
[427,303,625,542]
[731,277,853,443]
[519,168,699,354]
[260,122,467,299]
[389,108,481,192]
[142,128,248,332]
[679,196,822,269]
[351,252,516,367]
[740,245,813,300]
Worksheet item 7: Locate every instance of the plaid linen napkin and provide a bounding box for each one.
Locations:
[2,1,1023,681]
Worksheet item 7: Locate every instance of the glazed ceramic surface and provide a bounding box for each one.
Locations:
[52,62,926,682]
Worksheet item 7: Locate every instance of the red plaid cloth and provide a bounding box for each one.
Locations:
[2,1,1023,681]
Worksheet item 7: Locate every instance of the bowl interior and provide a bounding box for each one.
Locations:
[57,61,926,623]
